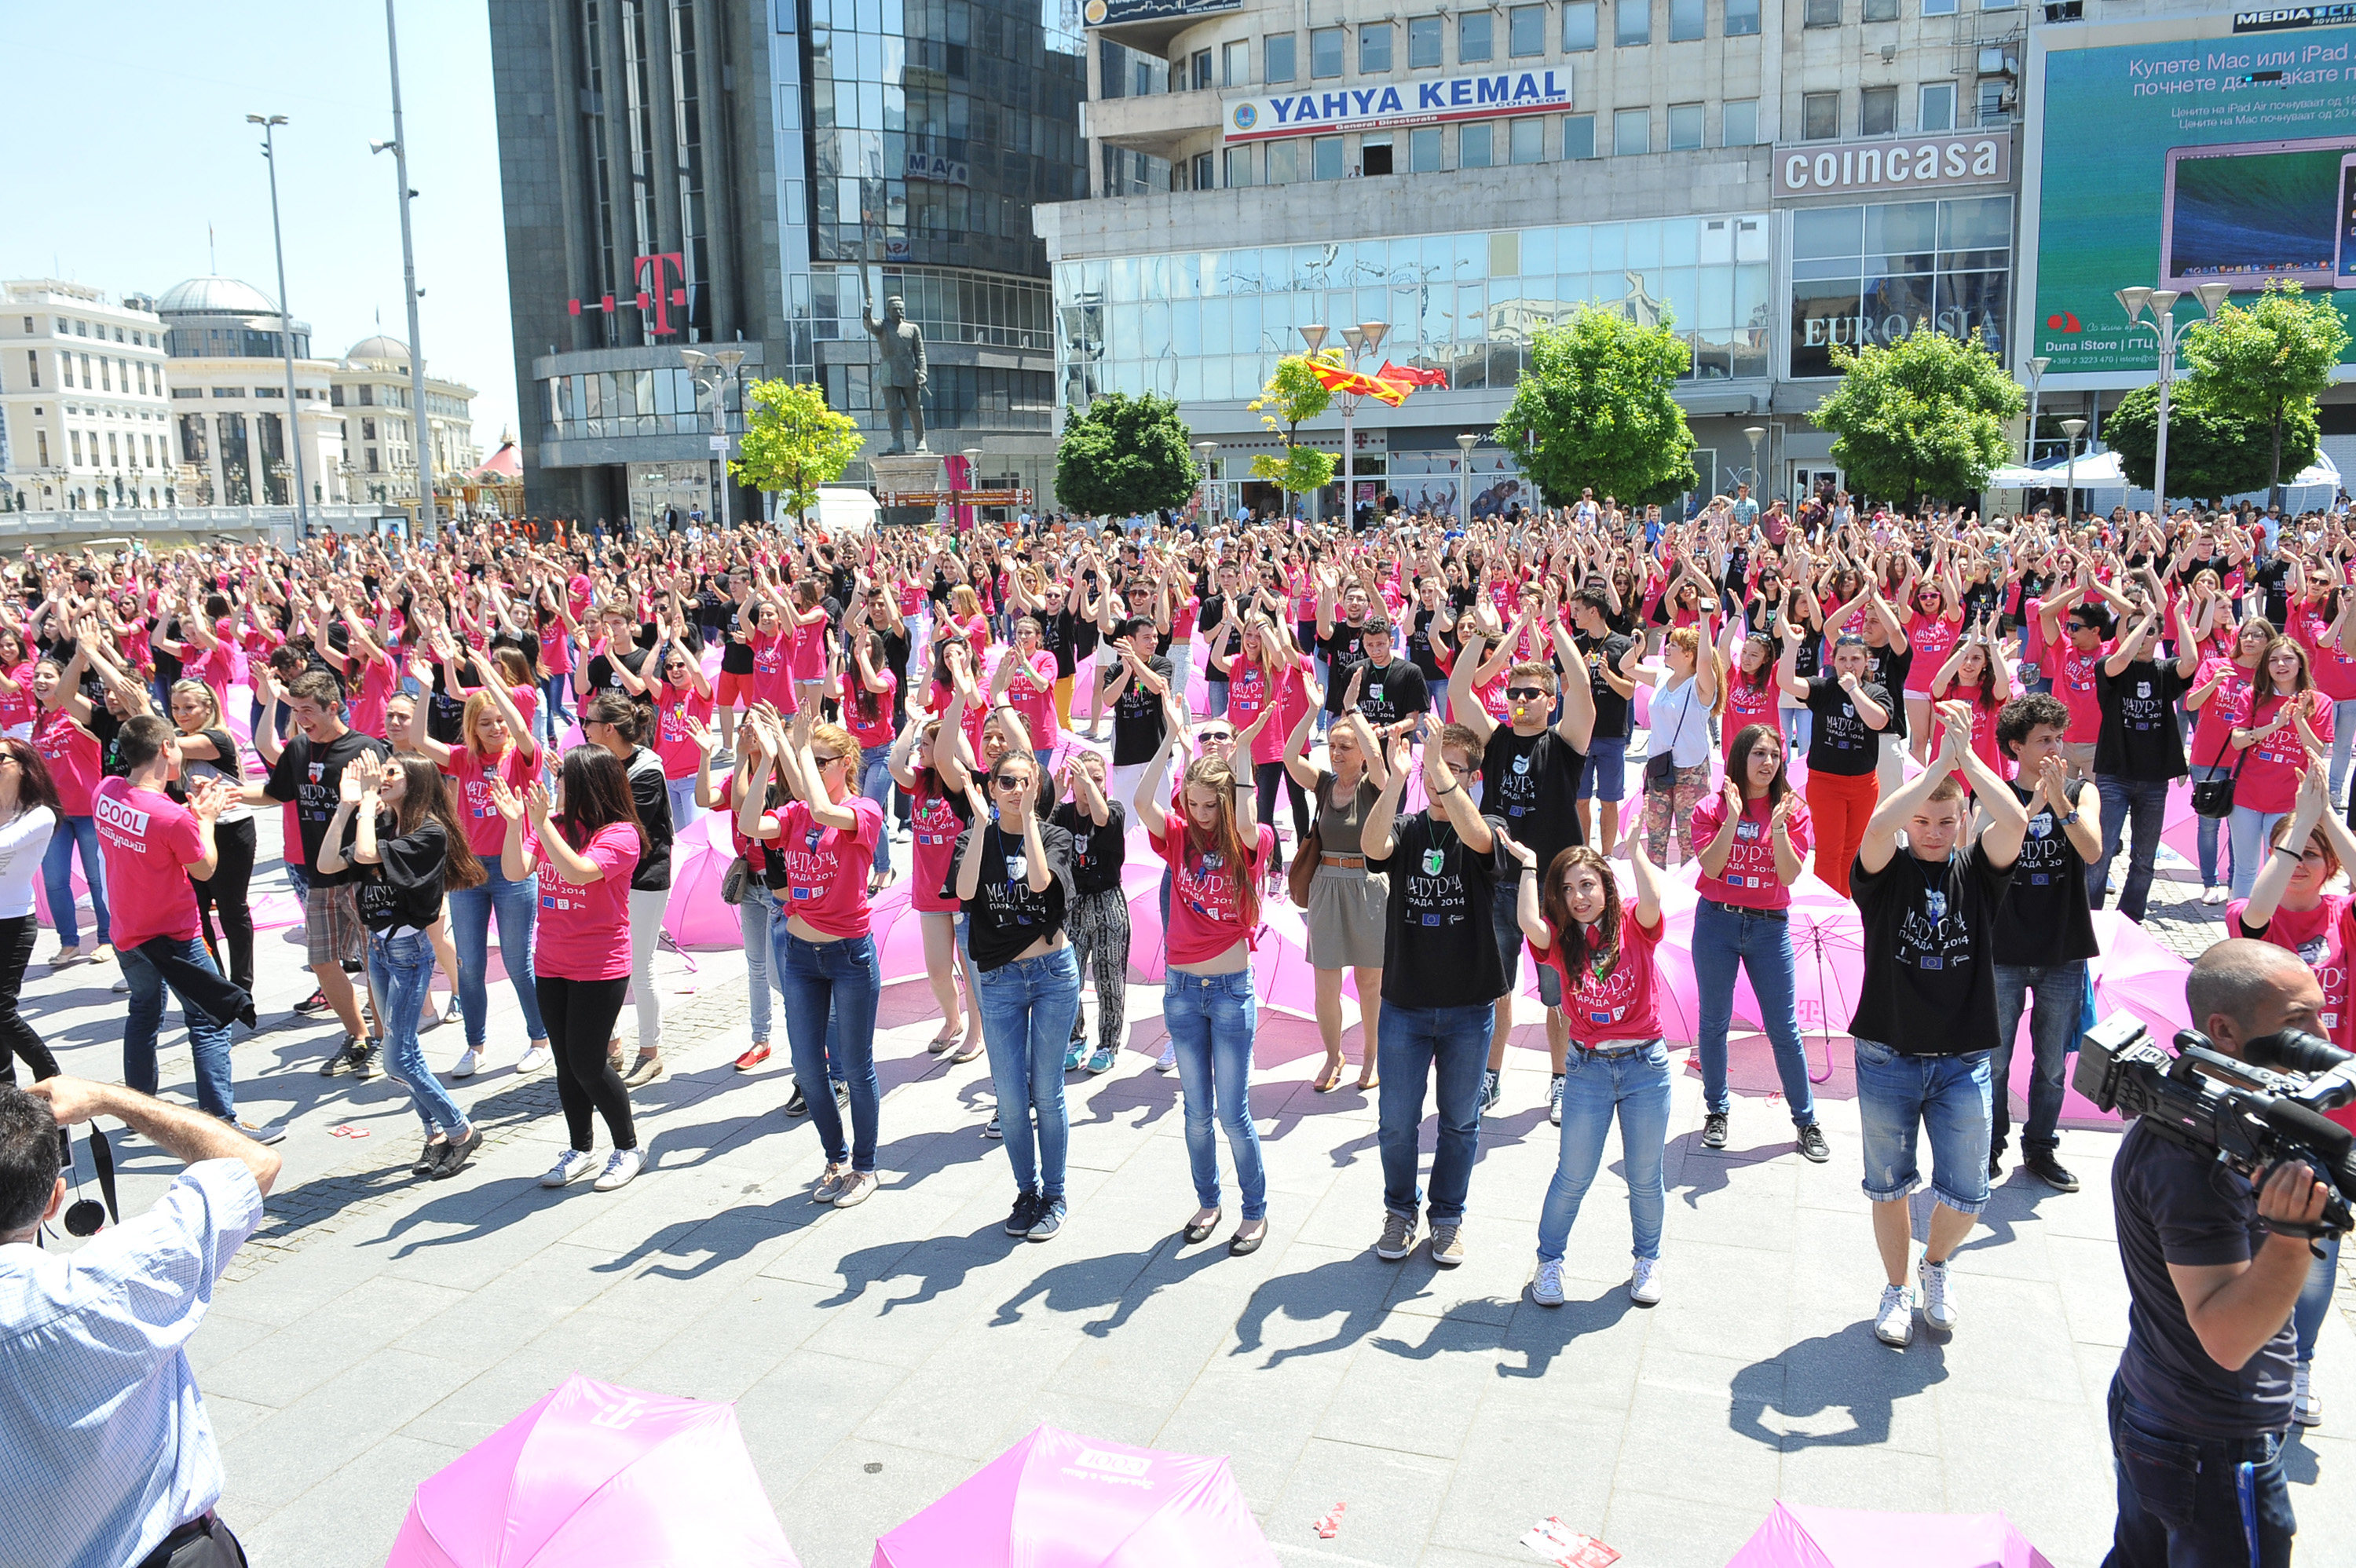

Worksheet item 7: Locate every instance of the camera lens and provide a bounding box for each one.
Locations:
[2252,1029,2354,1075]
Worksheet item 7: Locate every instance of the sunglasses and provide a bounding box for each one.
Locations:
[811,751,846,767]
[1197,729,1232,742]
[1504,685,1547,701]
[991,774,1033,791]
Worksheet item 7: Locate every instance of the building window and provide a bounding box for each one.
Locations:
[69,432,82,466]
[1920,81,1955,130]
[1311,26,1344,76]
[1193,152,1216,188]
[1359,22,1392,72]
[1312,134,1346,178]
[1977,79,2010,123]
[23,351,36,390]
[1362,133,1395,174]
[1223,146,1257,186]
[1564,113,1597,158]
[1221,39,1249,86]
[1668,101,1703,148]
[1409,125,1444,170]
[1409,15,1443,66]
[1459,12,1493,60]
[1670,0,1705,39]
[1922,0,1955,11]
[1787,194,2012,379]
[1860,85,1898,133]
[1805,0,1838,20]
[1614,107,1649,154]
[1864,0,1897,16]
[1264,32,1297,82]
[1461,122,1495,166]
[363,418,379,441]
[1191,48,1212,87]
[35,432,46,466]
[1722,98,1758,144]
[1802,91,1840,138]
[1617,0,1649,44]
[1509,116,1546,162]
[212,387,244,399]
[1267,138,1304,182]
[1509,5,1546,54]
[1564,1,1597,47]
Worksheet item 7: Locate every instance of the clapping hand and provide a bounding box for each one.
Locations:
[1496,828,1537,871]
[488,777,526,823]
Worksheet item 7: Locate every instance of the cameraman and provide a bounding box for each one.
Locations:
[2109,939,2330,1566]
[0,1076,281,1568]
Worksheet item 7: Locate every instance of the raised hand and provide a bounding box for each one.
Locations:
[488,777,526,823]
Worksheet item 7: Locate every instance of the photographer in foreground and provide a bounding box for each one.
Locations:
[0,1076,283,1568]
[2108,939,2329,1566]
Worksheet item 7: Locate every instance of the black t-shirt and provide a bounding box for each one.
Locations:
[2256,557,2293,627]
[264,729,391,888]
[1108,653,1174,766]
[1993,780,2099,965]
[353,817,449,933]
[1353,658,1428,729]
[1575,630,1636,740]
[624,746,674,891]
[2113,1120,2296,1438]
[1477,726,1586,875]
[1052,799,1127,896]
[1366,810,1512,1009]
[1804,677,1890,777]
[720,600,757,674]
[1320,621,1371,714]
[2094,660,2190,781]
[1848,842,2015,1057]
[1863,641,1912,739]
[947,821,1075,970]
[1407,605,1447,682]
[586,643,652,700]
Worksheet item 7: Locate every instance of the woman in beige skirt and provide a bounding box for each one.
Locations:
[1283,699,1389,1092]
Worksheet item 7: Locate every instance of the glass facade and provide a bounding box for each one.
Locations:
[1054,212,1772,406]
[1786,195,2011,379]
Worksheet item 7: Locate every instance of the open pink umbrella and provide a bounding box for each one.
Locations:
[873,1425,1275,1568]
[662,813,744,950]
[387,1373,799,1568]
[1725,1501,2051,1568]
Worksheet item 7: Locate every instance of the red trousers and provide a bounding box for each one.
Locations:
[1805,769,1879,898]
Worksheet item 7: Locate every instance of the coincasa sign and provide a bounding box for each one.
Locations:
[1774,134,2010,198]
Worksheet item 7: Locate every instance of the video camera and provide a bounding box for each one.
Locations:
[2075,1014,2356,1241]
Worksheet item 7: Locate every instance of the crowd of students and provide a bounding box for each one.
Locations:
[0,492,2343,1431]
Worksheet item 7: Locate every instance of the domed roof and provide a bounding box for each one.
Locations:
[346,334,411,364]
[155,276,279,316]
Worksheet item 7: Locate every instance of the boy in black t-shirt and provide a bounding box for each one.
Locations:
[2087,592,2197,923]
[1847,700,2028,1350]
[1050,751,1129,1073]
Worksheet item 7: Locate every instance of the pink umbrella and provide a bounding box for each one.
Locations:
[1126,864,1319,1018]
[388,1373,799,1568]
[873,1425,1275,1568]
[2003,908,2190,1130]
[1725,1501,2052,1568]
[662,813,744,950]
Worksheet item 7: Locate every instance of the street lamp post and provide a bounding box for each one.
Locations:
[371,0,437,540]
[1297,323,1329,526]
[2061,417,2087,528]
[1331,320,1388,532]
[1456,433,1478,532]
[958,446,985,532]
[2022,356,2051,464]
[1194,439,1219,524]
[247,113,310,538]
[1743,424,1765,492]
[680,347,746,532]
[2116,281,2230,522]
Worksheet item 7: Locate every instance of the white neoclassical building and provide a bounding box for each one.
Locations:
[331,335,480,506]
[154,276,347,508]
[0,280,177,512]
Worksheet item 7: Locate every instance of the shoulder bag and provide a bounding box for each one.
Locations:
[2190,732,2248,820]
[1644,682,1697,791]
[1287,770,1327,909]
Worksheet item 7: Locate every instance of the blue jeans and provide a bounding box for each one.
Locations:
[540,672,573,741]
[2332,697,2356,802]
[976,946,1082,1199]
[1205,674,1229,718]
[2091,775,2168,922]
[2229,804,2286,902]
[2106,1376,2294,1568]
[369,929,468,1135]
[1853,1037,1992,1215]
[1992,960,2082,1157]
[2189,762,2233,888]
[41,814,109,948]
[1691,900,1816,1125]
[859,744,894,874]
[741,885,781,1044]
[1164,968,1265,1220]
[121,935,233,1120]
[447,861,547,1048]
[1377,1001,1491,1225]
[2296,1230,2341,1365]
[666,774,699,836]
[1538,1040,1674,1263]
[776,929,881,1172]
[1780,707,1812,756]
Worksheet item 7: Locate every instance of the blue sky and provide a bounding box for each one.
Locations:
[0,0,519,451]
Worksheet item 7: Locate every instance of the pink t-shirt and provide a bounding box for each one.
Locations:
[2190,656,2255,770]
[909,781,968,916]
[92,777,203,950]
[2240,693,2331,814]
[1721,676,1780,755]
[35,708,101,817]
[750,629,796,712]
[534,821,641,981]
[345,649,397,740]
[2054,641,2107,742]
[448,745,537,859]
[845,671,898,750]
[1905,612,1959,693]
[2294,610,2356,703]
[1151,819,1270,967]
[789,612,830,681]
[1928,693,2009,782]
[774,794,885,938]
[1692,794,1812,912]
[1538,901,1665,1047]
[0,663,36,730]
[1000,648,1059,745]
[653,682,715,781]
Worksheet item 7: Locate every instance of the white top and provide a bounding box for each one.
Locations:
[1648,677,1714,770]
[0,807,57,919]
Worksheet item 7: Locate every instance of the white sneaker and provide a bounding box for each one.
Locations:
[540,1149,596,1188]
[1630,1256,1663,1305]
[452,1047,480,1079]
[2294,1361,2323,1427]
[1155,1042,1178,1074]
[593,1148,645,1191]
[1547,1073,1565,1127]
[517,1045,551,1074]
[1530,1255,1565,1307]
[2202,885,2230,905]
[1919,1259,1958,1332]
[1874,1283,1915,1347]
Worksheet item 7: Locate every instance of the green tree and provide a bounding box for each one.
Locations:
[1807,327,2022,505]
[1494,307,1697,508]
[2179,280,2350,503]
[1246,356,1339,500]
[1053,392,1198,518]
[731,378,864,524]
[2102,382,2318,503]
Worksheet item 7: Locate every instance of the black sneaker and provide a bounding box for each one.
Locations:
[1004,1189,1041,1237]
[784,1081,810,1117]
[2024,1150,2081,1193]
[294,988,330,1015]
[1703,1112,1729,1150]
[1988,1149,2005,1181]
[349,1040,381,1081]
[1026,1197,1067,1242]
[1797,1123,1831,1164]
[320,1033,362,1076]
[1479,1069,1502,1112]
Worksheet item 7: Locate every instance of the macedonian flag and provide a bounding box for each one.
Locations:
[1307,362,1410,406]
[1377,361,1450,389]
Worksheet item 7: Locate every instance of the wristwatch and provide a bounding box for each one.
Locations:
[2059,808,2080,828]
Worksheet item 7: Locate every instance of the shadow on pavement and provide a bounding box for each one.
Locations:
[1728,1321,1949,1449]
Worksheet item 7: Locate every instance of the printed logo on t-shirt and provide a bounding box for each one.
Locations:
[1897,879,1971,971]
[1175,847,1241,923]
[93,789,151,842]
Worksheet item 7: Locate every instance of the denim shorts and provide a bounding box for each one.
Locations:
[1579,736,1629,803]
[1853,1036,1992,1215]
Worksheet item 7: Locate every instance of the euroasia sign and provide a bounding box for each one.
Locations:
[1773,135,2009,199]
[1224,69,1570,143]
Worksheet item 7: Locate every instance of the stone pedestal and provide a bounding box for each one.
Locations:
[866,452,946,499]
